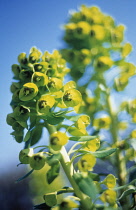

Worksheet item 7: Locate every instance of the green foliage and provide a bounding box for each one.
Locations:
[6,4,136,210]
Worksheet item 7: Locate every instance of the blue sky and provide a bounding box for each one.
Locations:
[1,0,136,174]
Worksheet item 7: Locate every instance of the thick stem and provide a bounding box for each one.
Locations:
[60,147,92,210]
[46,124,92,210]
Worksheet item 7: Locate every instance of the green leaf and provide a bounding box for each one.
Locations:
[57,187,74,195]
[46,161,60,184]
[34,203,51,209]
[17,121,28,129]
[43,192,57,207]
[30,125,43,146]
[65,115,80,121]
[73,173,97,200]
[119,188,136,201]
[52,110,69,117]
[46,154,61,166]
[24,130,31,142]
[69,136,98,142]
[46,115,64,125]
[90,148,117,158]
[15,169,34,183]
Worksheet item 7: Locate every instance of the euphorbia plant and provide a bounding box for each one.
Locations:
[6,4,136,210]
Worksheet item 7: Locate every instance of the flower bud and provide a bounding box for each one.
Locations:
[29,152,46,170]
[19,148,33,164]
[19,69,33,82]
[19,82,38,101]
[6,113,16,126]
[18,53,27,65]
[48,77,63,92]
[95,56,113,71]
[12,89,21,102]
[10,82,21,93]
[29,52,40,63]
[12,64,20,78]
[78,154,96,172]
[13,105,30,121]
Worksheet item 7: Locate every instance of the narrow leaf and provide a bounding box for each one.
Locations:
[15,169,34,183]
[52,110,69,117]
[65,115,80,121]
[69,136,98,142]
[119,188,136,201]
[24,130,31,142]
[114,179,136,191]
[46,115,64,125]
[57,187,74,195]
[90,148,117,158]
[30,125,43,146]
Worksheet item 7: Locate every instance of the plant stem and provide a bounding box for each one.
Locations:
[46,123,93,210]
[106,93,129,208]
[106,94,127,185]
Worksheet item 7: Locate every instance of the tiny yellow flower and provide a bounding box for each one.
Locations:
[37,95,55,114]
[47,77,63,92]
[50,131,68,146]
[103,174,116,189]
[34,62,49,73]
[100,189,117,206]
[63,81,76,92]
[89,25,105,41]
[32,72,48,87]
[122,43,132,58]
[93,116,111,129]
[50,131,69,152]
[75,115,90,134]
[78,154,96,172]
[85,138,100,152]
[19,82,38,101]
[75,21,90,38]
[63,88,82,107]
[95,56,113,71]
[114,75,128,91]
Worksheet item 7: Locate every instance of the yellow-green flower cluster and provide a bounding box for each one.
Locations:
[7,47,83,143]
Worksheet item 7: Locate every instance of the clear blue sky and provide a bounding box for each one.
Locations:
[1,0,136,174]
